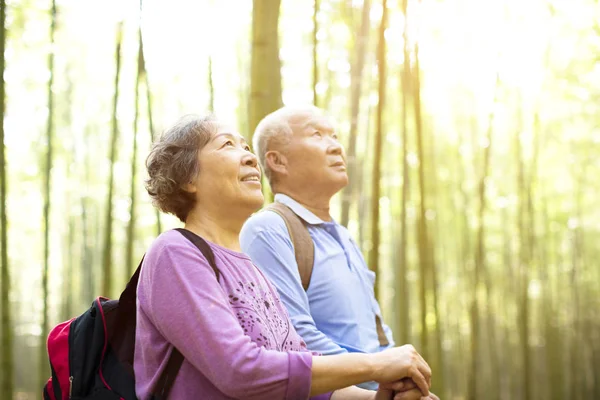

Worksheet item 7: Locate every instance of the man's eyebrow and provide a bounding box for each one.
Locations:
[305,121,334,132]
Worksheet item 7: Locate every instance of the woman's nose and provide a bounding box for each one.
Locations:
[243,151,258,167]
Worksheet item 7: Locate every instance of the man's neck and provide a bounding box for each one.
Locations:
[184,208,244,251]
[276,188,334,222]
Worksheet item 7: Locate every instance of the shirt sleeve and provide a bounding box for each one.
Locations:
[138,237,312,400]
[240,213,349,356]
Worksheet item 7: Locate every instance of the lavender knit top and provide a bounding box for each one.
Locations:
[134,230,331,400]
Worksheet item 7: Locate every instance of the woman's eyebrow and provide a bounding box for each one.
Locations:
[213,132,247,144]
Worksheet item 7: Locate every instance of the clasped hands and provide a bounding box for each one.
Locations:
[371,344,439,400]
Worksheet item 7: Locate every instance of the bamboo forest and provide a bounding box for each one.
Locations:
[0,0,599,398]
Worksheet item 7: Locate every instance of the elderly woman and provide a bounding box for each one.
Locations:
[134,115,433,400]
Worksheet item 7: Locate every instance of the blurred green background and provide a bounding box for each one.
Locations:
[0,0,598,399]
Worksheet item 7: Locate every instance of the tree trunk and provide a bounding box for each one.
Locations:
[248,0,282,138]
[569,154,586,400]
[102,22,123,298]
[412,40,429,360]
[63,215,75,319]
[340,0,371,227]
[368,0,387,302]
[395,0,410,347]
[357,100,373,249]
[80,125,94,304]
[468,73,500,400]
[515,95,531,400]
[62,72,75,321]
[0,0,13,397]
[139,20,162,236]
[208,55,215,112]
[249,0,282,202]
[237,41,249,138]
[125,28,143,283]
[40,0,57,384]
[312,0,319,107]
[80,193,93,301]
[426,141,444,397]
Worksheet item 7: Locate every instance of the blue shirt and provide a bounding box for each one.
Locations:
[240,194,394,360]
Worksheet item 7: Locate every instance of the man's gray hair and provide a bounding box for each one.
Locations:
[252,106,321,184]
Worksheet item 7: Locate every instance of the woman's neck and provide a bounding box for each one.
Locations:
[184,210,244,252]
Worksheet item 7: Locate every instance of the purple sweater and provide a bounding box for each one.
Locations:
[134,230,332,400]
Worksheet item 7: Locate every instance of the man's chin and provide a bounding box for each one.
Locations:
[326,176,349,195]
[335,175,349,190]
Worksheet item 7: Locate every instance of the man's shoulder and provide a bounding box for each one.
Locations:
[241,207,290,238]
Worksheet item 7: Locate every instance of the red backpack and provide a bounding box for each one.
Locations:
[43,229,221,400]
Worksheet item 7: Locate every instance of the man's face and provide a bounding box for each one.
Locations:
[283,111,349,193]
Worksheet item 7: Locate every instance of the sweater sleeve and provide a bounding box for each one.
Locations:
[138,236,313,400]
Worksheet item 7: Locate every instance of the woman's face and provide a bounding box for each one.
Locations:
[189,122,264,216]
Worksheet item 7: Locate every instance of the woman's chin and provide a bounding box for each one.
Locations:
[243,192,265,213]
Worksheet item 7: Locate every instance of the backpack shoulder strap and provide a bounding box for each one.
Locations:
[150,347,184,400]
[151,229,223,399]
[264,202,315,291]
[175,228,221,282]
[119,229,222,400]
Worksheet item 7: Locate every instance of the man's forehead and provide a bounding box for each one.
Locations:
[288,112,334,131]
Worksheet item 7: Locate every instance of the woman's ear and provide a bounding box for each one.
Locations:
[182,181,197,193]
[265,150,287,175]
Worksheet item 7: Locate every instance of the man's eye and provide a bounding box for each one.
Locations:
[224,140,234,147]
[332,134,338,140]
[245,145,251,151]
[313,131,322,137]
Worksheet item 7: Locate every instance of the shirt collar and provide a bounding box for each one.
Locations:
[274,193,326,225]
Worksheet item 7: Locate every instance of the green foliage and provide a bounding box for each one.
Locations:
[1,0,599,398]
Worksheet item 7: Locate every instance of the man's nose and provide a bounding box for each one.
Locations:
[328,140,343,155]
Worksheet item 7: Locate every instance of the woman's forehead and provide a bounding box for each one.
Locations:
[213,123,245,141]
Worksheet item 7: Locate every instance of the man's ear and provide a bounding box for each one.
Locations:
[265,150,288,175]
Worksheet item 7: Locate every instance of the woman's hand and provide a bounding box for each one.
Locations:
[370,345,431,396]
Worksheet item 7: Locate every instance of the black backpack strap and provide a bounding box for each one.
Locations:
[149,229,223,399]
[115,258,183,400]
[175,228,221,282]
[150,348,184,400]
[120,229,221,399]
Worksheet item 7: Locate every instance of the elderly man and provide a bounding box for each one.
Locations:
[240,106,436,398]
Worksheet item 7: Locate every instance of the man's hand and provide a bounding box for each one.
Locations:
[374,388,394,400]
[374,379,417,400]
[379,378,418,393]
[371,345,431,396]
[380,379,440,400]
[383,388,440,400]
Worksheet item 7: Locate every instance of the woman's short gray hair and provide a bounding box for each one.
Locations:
[145,114,216,222]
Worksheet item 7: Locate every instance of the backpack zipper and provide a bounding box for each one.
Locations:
[69,376,73,398]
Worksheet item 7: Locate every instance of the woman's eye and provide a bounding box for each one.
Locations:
[332,134,338,140]
[313,131,322,137]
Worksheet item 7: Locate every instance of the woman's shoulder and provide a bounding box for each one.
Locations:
[150,228,198,250]
[143,229,201,267]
